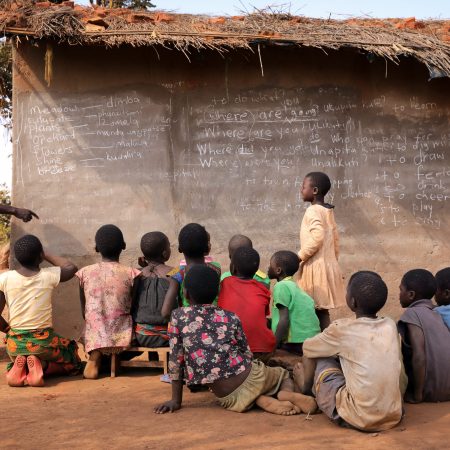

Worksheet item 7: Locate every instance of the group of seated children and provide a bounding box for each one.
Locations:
[1,223,450,432]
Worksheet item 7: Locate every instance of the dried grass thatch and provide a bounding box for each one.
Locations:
[1,1,450,76]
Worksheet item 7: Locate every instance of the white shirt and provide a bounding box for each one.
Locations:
[303,317,403,431]
[0,267,60,330]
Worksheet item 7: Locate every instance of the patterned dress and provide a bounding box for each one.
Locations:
[76,262,140,353]
[168,305,253,385]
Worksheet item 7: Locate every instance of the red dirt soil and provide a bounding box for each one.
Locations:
[0,362,449,449]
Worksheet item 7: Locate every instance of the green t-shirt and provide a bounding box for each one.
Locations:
[220,269,270,288]
[271,277,321,343]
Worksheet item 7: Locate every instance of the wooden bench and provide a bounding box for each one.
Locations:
[110,347,170,378]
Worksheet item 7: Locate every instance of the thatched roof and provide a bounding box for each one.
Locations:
[2,1,450,77]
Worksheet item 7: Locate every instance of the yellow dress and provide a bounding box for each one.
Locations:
[298,204,345,310]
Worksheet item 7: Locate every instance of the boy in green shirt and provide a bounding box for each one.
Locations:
[268,251,320,355]
[221,234,270,288]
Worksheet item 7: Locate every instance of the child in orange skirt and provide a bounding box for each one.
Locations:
[0,235,82,387]
[298,172,345,330]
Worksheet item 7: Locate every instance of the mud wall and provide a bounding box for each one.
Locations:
[11,41,450,338]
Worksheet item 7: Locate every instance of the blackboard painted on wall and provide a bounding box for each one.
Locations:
[11,44,450,336]
[16,85,449,249]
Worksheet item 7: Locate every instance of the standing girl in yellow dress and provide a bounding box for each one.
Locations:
[298,172,345,330]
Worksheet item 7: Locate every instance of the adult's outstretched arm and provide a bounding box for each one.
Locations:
[0,204,39,222]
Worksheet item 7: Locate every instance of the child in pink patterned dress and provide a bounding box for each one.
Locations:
[76,224,140,379]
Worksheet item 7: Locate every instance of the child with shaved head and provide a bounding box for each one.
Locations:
[294,271,404,432]
[221,234,270,288]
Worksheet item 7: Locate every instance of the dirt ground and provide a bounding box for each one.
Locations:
[1,362,449,450]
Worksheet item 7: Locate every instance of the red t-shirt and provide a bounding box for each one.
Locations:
[218,276,276,353]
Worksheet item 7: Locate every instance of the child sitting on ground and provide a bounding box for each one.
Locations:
[0,235,82,387]
[298,172,346,330]
[398,269,450,403]
[132,232,174,348]
[76,224,140,379]
[220,234,270,288]
[154,264,317,415]
[434,267,450,329]
[294,271,404,432]
[162,223,221,314]
[268,251,320,355]
[218,247,275,362]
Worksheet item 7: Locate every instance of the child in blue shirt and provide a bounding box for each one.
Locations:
[435,268,450,329]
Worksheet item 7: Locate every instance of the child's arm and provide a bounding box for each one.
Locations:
[405,323,426,403]
[299,210,324,262]
[274,306,289,347]
[234,315,253,360]
[272,283,291,347]
[154,312,184,413]
[161,278,180,319]
[138,256,148,268]
[154,371,184,414]
[79,286,86,320]
[130,273,142,317]
[303,322,341,358]
[0,292,10,333]
[332,222,340,260]
[44,251,78,282]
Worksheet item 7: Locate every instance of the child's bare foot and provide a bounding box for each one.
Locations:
[256,395,301,415]
[6,355,27,387]
[277,391,318,414]
[26,355,45,387]
[293,362,305,392]
[84,350,102,379]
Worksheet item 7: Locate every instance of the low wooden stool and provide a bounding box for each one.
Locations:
[110,347,170,377]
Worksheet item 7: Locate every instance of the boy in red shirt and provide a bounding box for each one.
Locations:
[218,247,275,362]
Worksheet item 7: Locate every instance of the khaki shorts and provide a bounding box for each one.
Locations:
[217,361,289,413]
